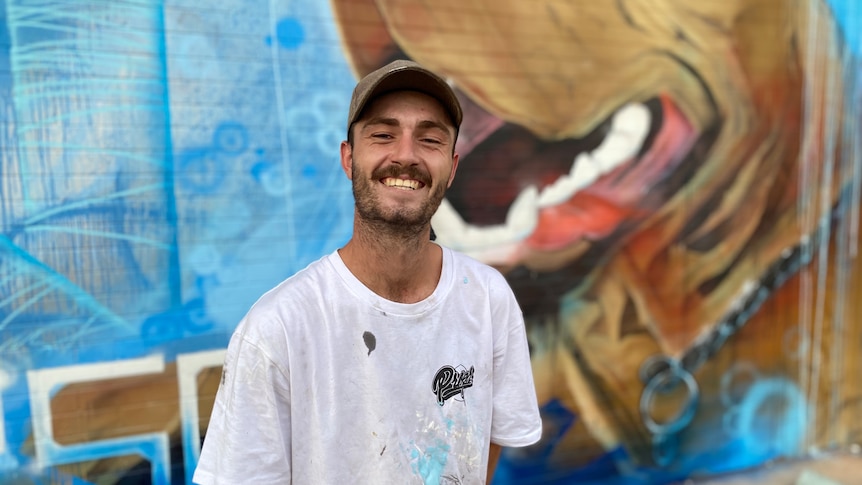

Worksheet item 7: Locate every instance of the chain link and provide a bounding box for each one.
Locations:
[638,236,813,465]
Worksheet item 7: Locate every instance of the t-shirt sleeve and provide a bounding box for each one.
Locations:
[193,325,292,484]
[490,280,543,447]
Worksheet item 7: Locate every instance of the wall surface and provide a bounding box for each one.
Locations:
[1,0,861,484]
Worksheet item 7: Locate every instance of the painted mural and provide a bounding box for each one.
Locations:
[0,0,860,484]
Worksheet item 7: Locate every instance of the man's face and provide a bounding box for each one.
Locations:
[341,90,459,228]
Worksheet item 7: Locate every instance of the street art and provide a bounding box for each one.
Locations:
[0,0,860,484]
[336,0,862,482]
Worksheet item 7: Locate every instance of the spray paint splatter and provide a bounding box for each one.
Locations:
[410,441,451,484]
[363,331,376,356]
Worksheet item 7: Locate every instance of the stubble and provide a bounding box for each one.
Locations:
[352,163,446,236]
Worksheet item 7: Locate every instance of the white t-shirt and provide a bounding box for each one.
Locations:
[194,246,542,484]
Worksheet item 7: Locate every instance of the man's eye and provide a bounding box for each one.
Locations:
[372,133,393,139]
[422,138,442,144]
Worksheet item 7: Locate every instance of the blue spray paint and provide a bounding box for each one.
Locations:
[411,441,452,485]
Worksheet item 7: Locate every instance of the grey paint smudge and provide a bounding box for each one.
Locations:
[363,331,376,356]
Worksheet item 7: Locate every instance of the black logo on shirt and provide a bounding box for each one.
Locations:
[432,365,474,406]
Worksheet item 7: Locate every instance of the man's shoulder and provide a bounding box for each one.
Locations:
[443,247,521,311]
[230,253,338,348]
[272,252,334,291]
[246,252,335,315]
[446,247,507,282]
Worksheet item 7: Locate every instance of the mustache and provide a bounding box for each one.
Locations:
[371,165,432,186]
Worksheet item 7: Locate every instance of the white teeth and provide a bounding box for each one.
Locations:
[591,132,639,172]
[434,103,651,259]
[384,178,419,190]
[613,103,652,136]
[538,153,599,207]
[570,153,603,185]
[506,185,539,230]
[536,103,650,208]
[432,186,538,255]
[590,103,650,172]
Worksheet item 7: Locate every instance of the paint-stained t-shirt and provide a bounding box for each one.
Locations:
[193,246,542,484]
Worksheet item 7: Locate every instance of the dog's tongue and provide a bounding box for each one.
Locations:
[524,96,694,251]
[526,193,633,249]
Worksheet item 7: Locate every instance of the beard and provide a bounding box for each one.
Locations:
[352,162,447,230]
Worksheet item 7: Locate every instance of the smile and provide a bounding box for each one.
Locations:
[382,177,422,190]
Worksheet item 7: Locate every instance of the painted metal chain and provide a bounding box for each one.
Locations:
[638,236,814,466]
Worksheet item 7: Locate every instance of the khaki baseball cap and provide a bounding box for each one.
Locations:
[347,59,463,136]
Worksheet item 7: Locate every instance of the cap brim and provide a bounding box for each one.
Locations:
[348,63,462,133]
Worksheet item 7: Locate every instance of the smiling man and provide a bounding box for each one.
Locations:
[193,60,542,484]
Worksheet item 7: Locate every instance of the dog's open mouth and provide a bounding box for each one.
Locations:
[432,95,701,267]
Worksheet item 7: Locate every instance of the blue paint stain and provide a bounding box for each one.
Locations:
[213,122,248,154]
[411,441,451,485]
[735,377,806,457]
[275,17,305,50]
[463,277,468,284]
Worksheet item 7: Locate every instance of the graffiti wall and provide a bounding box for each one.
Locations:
[0,0,860,483]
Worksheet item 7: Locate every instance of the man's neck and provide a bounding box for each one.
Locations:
[339,219,443,304]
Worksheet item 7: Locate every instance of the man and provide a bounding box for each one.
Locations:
[193,60,542,484]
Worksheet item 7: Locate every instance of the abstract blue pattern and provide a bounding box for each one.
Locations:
[1,0,353,481]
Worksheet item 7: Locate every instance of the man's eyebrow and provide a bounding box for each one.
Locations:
[416,119,451,135]
[362,117,400,129]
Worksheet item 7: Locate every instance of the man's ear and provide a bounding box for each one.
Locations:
[446,152,460,188]
[340,141,353,179]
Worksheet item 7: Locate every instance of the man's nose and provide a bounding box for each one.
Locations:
[392,135,419,165]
